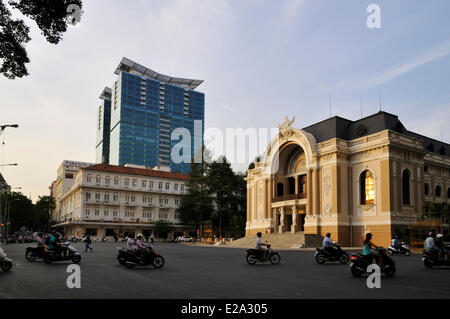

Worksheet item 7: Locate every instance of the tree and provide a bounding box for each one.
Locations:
[0,0,83,79]
[6,192,35,232]
[35,195,55,231]
[153,220,173,240]
[176,155,214,232]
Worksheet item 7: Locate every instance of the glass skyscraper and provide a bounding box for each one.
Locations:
[96,87,112,164]
[95,58,205,174]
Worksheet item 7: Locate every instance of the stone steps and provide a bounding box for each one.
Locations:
[228,232,306,249]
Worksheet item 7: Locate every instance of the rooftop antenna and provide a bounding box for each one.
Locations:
[379,91,382,112]
[360,94,363,119]
[329,89,332,118]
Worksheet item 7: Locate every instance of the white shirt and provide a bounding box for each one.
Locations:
[127,238,136,250]
[256,237,262,249]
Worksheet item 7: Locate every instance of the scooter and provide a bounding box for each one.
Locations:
[246,244,281,265]
[349,247,396,277]
[0,246,13,271]
[117,244,165,269]
[315,243,350,264]
[422,250,450,268]
[43,241,81,264]
[25,246,46,261]
[387,242,411,256]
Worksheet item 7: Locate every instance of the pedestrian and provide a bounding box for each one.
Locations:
[85,235,93,252]
[150,234,155,244]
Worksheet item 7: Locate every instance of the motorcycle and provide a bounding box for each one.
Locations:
[43,241,81,264]
[349,247,396,277]
[6,237,16,244]
[25,246,46,261]
[117,244,165,269]
[315,243,349,264]
[387,242,411,256]
[0,246,13,271]
[246,244,281,265]
[422,250,450,268]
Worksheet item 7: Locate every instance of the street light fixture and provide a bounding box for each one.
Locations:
[0,163,18,167]
[0,124,19,130]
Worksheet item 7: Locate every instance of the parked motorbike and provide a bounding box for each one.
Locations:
[315,243,349,264]
[43,241,81,264]
[25,246,45,261]
[6,237,16,244]
[246,244,281,265]
[0,246,13,271]
[349,247,396,277]
[387,242,411,256]
[117,244,165,269]
[422,250,450,268]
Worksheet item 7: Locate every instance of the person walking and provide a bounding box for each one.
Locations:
[85,235,93,252]
[150,234,155,245]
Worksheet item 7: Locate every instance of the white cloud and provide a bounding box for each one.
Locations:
[360,41,450,89]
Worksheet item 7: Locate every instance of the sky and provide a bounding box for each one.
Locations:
[0,0,449,202]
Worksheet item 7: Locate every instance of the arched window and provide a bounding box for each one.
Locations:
[360,170,375,205]
[288,177,295,195]
[402,170,410,205]
[277,183,284,197]
[424,183,429,196]
[435,185,441,197]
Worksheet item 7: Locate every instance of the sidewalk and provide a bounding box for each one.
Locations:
[180,242,363,251]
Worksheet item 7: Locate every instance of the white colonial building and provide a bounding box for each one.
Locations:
[51,162,191,240]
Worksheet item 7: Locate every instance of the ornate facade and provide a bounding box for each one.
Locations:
[246,112,450,246]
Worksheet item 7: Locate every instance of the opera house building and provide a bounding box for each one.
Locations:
[245,111,450,246]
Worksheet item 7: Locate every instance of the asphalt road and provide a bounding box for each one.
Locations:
[1,242,449,299]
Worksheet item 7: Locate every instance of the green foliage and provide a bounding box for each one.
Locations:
[0,0,83,79]
[153,220,173,239]
[421,202,450,223]
[176,152,247,237]
[1,192,55,233]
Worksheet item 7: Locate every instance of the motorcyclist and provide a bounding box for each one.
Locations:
[135,234,149,264]
[47,231,56,252]
[363,233,384,268]
[323,233,337,258]
[435,234,448,260]
[54,233,64,257]
[392,235,400,252]
[424,230,440,258]
[126,233,136,250]
[36,232,45,256]
[256,232,269,261]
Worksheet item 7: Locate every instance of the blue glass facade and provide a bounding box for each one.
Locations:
[106,70,204,174]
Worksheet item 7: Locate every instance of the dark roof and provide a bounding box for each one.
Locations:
[84,164,189,181]
[302,111,449,157]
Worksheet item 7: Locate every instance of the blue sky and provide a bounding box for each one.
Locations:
[0,0,449,200]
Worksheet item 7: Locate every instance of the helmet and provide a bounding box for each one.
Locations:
[436,234,443,239]
[137,233,143,239]
[256,232,262,237]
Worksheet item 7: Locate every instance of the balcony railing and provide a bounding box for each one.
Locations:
[272,193,307,202]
